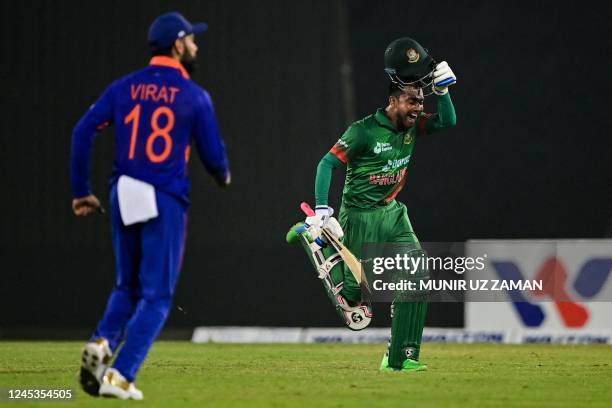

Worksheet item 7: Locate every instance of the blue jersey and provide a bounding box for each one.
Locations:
[71,56,230,202]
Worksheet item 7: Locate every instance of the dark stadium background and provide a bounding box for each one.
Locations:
[1,0,610,338]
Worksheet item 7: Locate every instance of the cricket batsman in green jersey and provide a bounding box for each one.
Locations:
[308,37,457,372]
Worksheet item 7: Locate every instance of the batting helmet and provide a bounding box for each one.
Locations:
[384,37,436,94]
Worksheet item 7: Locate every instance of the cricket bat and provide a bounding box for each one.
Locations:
[300,202,373,299]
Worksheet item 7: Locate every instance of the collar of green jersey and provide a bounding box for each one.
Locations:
[375,108,400,132]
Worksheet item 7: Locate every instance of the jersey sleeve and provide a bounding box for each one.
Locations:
[70,82,116,198]
[192,88,230,181]
[329,124,368,164]
[315,152,343,206]
[417,92,457,136]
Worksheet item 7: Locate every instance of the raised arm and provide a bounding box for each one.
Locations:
[418,92,457,135]
[417,60,458,135]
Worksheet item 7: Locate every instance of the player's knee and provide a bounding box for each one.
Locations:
[141,296,173,318]
[114,283,139,298]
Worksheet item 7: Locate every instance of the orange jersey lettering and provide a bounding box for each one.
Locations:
[130,83,180,104]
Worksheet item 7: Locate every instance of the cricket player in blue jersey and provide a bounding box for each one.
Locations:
[70,12,230,400]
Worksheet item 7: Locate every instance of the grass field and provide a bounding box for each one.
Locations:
[1,341,611,407]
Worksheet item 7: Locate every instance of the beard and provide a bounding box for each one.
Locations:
[399,111,419,131]
[181,51,198,74]
[397,115,411,132]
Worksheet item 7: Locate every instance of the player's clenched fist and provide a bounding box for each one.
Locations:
[432,61,456,95]
[72,194,103,216]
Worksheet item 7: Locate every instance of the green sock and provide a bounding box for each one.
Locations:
[388,300,428,367]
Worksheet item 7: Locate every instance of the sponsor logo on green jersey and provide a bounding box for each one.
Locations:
[373,142,392,154]
[381,155,411,172]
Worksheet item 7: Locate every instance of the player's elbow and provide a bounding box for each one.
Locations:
[72,120,86,140]
[71,122,91,152]
[72,117,98,144]
[318,153,342,171]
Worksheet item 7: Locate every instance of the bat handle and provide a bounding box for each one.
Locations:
[300,202,315,217]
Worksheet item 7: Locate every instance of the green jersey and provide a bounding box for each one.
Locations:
[315,93,456,209]
[330,109,421,208]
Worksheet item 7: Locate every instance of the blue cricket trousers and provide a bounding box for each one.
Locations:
[90,183,187,382]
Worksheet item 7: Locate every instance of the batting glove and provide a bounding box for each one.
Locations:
[305,205,334,229]
[432,61,456,95]
[325,217,345,239]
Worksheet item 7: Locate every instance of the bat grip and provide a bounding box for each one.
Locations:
[300,202,315,217]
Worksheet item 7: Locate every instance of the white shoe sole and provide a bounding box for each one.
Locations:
[99,383,130,399]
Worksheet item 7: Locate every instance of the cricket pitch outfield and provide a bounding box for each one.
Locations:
[1,342,610,407]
